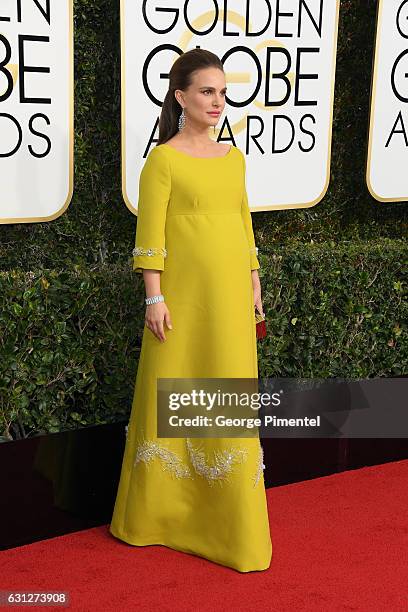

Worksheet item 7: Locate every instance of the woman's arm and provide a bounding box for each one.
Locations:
[251,269,264,318]
[143,269,172,342]
[133,147,173,342]
[240,151,264,316]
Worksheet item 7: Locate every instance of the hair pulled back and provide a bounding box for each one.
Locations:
[157,48,224,145]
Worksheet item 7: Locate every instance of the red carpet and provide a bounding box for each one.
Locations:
[1,460,407,611]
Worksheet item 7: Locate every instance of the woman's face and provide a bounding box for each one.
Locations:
[175,67,227,129]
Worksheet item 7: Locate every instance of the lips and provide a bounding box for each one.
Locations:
[208,112,220,116]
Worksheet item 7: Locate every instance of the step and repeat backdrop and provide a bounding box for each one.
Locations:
[0,0,73,224]
[0,0,406,224]
[367,0,408,203]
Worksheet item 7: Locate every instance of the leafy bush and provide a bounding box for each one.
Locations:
[0,239,406,440]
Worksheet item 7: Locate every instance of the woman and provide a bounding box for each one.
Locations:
[109,49,272,573]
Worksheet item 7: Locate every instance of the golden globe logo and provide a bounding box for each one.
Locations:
[122,0,340,211]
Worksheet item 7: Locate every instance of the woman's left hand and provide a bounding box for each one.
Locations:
[251,270,264,317]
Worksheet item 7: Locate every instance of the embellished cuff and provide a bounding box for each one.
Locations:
[249,246,260,270]
[132,246,167,273]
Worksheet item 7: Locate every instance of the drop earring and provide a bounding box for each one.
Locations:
[178,107,186,131]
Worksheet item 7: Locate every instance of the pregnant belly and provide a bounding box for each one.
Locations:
[159,213,253,324]
[164,213,250,279]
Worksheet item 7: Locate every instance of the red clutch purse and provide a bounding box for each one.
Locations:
[255,310,267,340]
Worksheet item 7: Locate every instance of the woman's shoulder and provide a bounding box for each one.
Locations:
[145,144,168,160]
[141,144,170,171]
[233,145,245,160]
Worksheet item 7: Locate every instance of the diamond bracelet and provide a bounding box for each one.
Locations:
[145,294,164,305]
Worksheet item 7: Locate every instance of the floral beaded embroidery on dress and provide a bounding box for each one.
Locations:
[134,438,192,480]
[126,426,266,489]
[186,438,249,486]
[253,443,266,488]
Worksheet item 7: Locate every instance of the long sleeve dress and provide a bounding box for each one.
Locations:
[109,143,272,573]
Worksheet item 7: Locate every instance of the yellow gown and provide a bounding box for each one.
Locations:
[109,143,272,572]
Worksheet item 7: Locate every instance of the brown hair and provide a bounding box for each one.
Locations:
[157,49,224,145]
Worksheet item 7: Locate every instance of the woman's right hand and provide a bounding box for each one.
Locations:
[145,302,173,342]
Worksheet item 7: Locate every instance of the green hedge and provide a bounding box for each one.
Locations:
[1,239,406,441]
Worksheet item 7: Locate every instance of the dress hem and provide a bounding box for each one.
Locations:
[108,525,272,574]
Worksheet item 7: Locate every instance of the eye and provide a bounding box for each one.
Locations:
[202,90,226,95]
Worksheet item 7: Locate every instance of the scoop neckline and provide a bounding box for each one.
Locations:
[161,142,233,159]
